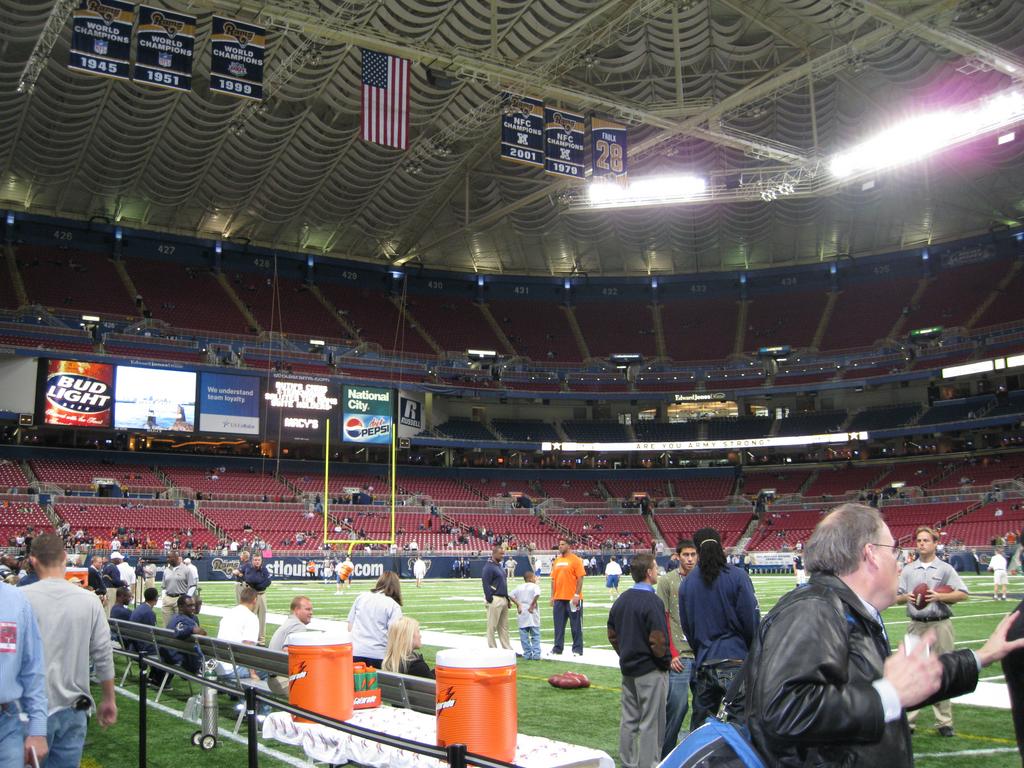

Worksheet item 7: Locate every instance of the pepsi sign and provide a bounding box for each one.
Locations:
[344,415,391,442]
[342,385,392,445]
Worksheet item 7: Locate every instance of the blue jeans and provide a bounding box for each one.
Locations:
[551,600,583,655]
[518,626,541,659]
[0,709,24,768]
[662,658,693,758]
[45,707,88,768]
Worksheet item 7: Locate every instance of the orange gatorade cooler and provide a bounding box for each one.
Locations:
[435,648,517,762]
[287,631,353,723]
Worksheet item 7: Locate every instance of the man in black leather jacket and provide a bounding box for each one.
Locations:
[742,503,1024,768]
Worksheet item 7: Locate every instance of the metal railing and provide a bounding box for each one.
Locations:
[111,647,520,768]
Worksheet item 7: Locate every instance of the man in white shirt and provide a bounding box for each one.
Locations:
[990,548,1009,601]
[183,557,200,589]
[605,556,623,597]
[268,596,314,694]
[116,554,136,599]
[216,586,262,681]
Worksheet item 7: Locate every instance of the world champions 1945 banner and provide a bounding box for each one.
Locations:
[133,5,196,92]
[69,0,135,80]
[210,16,266,100]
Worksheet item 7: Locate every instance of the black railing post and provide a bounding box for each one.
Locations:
[245,685,259,767]
[137,652,148,768]
[446,743,468,768]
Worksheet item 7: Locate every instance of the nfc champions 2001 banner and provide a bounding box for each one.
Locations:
[343,386,392,445]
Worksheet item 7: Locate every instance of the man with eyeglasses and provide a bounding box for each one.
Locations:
[896,525,968,737]
[740,503,1024,768]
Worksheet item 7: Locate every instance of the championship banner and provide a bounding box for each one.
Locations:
[591,116,628,181]
[43,360,113,428]
[210,16,266,100]
[500,94,544,167]
[133,6,196,92]
[343,385,392,444]
[544,107,586,178]
[69,0,135,80]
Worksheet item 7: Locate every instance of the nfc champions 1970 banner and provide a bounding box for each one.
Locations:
[70,0,135,80]
[133,5,196,91]
[210,16,266,99]
[544,107,586,178]
[343,386,392,444]
[500,94,544,167]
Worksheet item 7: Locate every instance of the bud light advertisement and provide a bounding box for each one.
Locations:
[342,385,392,444]
[43,360,114,428]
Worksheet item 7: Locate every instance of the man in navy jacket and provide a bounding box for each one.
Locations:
[241,553,272,644]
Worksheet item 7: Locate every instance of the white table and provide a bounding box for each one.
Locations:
[263,709,614,768]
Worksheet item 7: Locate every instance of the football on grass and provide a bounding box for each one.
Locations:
[548,672,590,689]
[911,583,930,609]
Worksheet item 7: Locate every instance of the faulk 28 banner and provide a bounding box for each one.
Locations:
[591,116,628,182]
[500,94,544,167]
[210,16,266,100]
[544,107,586,178]
[133,5,196,91]
[69,0,135,80]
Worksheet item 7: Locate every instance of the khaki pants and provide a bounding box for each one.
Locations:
[254,591,267,645]
[161,593,179,626]
[907,617,955,728]
[486,598,512,650]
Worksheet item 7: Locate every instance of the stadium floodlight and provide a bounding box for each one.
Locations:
[309,339,325,346]
[584,174,706,210]
[998,131,1016,145]
[830,88,1024,179]
[81,314,100,322]
[942,360,994,379]
[467,349,497,359]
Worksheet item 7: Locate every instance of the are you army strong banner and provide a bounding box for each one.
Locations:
[70,0,135,80]
[133,5,196,92]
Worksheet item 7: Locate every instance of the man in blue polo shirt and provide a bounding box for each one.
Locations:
[608,553,672,768]
[482,545,512,650]
[0,581,48,767]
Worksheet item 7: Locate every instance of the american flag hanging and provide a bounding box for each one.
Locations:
[361,49,410,150]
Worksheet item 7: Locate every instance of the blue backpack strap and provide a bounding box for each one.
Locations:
[718,721,767,768]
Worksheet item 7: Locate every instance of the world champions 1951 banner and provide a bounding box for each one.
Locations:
[69,0,135,80]
[133,5,196,92]
[210,16,266,100]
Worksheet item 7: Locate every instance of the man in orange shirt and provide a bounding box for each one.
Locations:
[550,538,587,656]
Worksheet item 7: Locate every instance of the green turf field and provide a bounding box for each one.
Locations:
[81,573,1022,767]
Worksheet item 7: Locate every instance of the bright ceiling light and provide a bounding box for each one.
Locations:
[585,174,706,209]
[830,89,1024,179]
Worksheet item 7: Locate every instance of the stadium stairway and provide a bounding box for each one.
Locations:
[307,284,361,340]
[733,300,748,356]
[888,276,930,339]
[477,303,517,356]
[565,306,591,360]
[215,272,261,333]
[652,304,667,358]
[113,260,141,312]
[4,244,29,306]
[391,297,443,355]
[811,291,839,350]
[966,260,1023,330]
[642,514,665,549]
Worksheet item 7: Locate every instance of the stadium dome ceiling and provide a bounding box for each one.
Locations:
[1,0,1022,277]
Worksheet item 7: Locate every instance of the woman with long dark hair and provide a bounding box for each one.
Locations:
[347,571,403,667]
[678,528,759,730]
